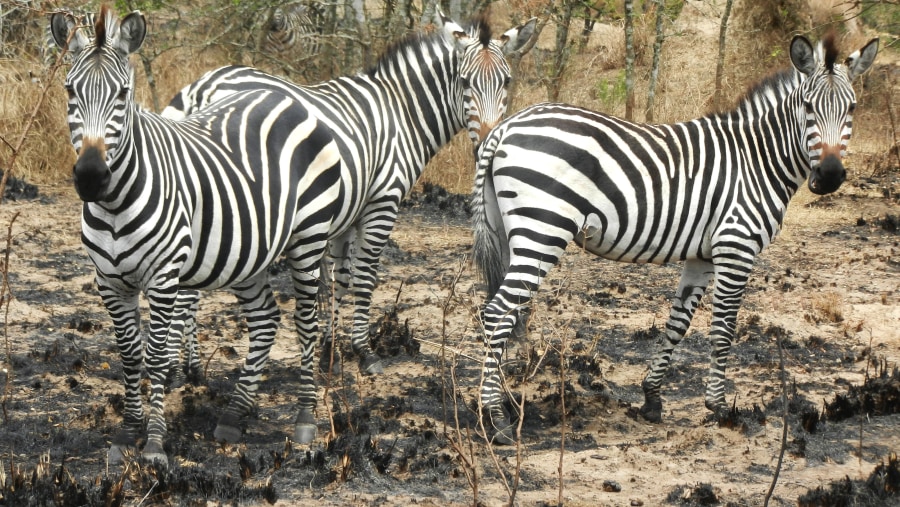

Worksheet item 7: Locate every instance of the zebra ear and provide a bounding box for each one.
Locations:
[790,36,817,76]
[435,9,470,48]
[846,38,878,80]
[116,11,146,56]
[499,17,536,55]
[50,11,87,55]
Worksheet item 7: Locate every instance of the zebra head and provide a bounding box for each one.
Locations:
[50,6,146,203]
[789,34,878,195]
[437,12,536,144]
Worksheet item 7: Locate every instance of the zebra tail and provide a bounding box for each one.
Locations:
[471,131,506,299]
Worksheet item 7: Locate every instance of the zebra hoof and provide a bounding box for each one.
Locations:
[487,406,515,445]
[318,356,341,376]
[294,410,316,443]
[491,425,515,446]
[360,355,383,375]
[166,368,187,390]
[142,442,169,468]
[638,400,663,423]
[108,444,132,464]
[214,413,243,443]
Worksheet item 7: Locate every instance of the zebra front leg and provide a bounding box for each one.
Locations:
[291,267,322,444]
[702,257,752,419]
[99,284,145,464]
[640,259,713,423]
[214,278,281,443]
[141,283,181,466]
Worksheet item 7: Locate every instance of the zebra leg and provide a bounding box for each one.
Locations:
[98,282,145,464]
[181,291,202,382]
[640,259,714,423]
[703,256,753,418]
[142,282,181,467]
[481,240,566,445]
[214,276,281,444]
[481,301,522,445]
[290,240,325,444]
[346,213,397,375]
[318,234,354,375]
[165,290,200,389]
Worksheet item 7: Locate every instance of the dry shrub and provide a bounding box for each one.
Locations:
[809,291,845,324]
[0,57,74,185]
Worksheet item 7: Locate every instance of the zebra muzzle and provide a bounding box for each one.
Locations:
[73,145,111,202]
[808,153,846,195]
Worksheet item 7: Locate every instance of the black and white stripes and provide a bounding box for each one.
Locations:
[51,6,343,466]
[162,12,535,377]
[470,34,878,443]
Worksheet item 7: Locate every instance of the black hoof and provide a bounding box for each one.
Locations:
[294,409,316,443]
[214,412,243,443]
[638,400,663,423]
[487,405,515,445]
[360,354,383,375]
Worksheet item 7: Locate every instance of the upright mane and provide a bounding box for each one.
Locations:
[364,15,491,77]
[822,31,838,73]
[733,67,802,116]
[94,4,110,48]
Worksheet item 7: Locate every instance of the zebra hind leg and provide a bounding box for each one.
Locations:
[214,278,281,444]
[318,235,353,376]
[481,304,522,445]
[165,290,201,389]
[639,259,713,423]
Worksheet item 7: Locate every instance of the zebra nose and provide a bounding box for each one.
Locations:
[808,153,846,195]
[73,145,111,202]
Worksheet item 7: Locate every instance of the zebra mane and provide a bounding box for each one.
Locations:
[822,31,838,73]
[473,12,492,48]
[733,67,802,115]
[94,4,110,49]
[364,15,493,77]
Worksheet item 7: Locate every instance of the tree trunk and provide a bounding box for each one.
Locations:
[350,0,371,69]
[548,1,574,103]
[713,0,735,112]
[645,0,665,122]
[624,0,635,120]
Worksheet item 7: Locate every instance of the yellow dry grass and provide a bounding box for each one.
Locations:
[2,1,895,194]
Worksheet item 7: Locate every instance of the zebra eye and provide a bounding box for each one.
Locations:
[504,76,511,87]
[64,84,75,99]
[848,103,856,114]
[460,77,470,89]
[803,100,813,114]
[117,87,130,101]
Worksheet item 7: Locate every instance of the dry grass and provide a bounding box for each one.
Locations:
[0,57,74,185]
[4,2,896,195]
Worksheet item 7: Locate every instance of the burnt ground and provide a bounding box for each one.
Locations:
[0,174,898,506]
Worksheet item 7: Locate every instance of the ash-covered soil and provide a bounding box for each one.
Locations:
[0,174,898,506]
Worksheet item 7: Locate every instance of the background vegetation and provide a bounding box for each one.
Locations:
[0,0,897,193]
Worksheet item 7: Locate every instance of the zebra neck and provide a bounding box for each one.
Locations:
[727,98,811,204]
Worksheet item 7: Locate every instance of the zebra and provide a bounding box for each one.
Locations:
[263,2,323,59]
[470,33,878,444]
[50,6,344,466]
[161,12,536,380]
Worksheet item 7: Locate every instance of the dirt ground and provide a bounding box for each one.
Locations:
[0,167,898,506]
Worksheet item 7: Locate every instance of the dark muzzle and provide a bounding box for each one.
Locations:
[73,145,111,202]
[808,153,846,195]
